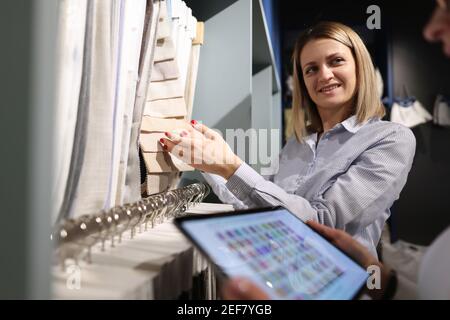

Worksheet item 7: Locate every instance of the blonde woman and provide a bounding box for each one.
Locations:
[160,21,416,257]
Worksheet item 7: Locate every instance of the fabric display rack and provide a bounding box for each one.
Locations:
[0,0,281,299]
[48,0,281,299]
[52,183,235,299]
[49,0,219,299]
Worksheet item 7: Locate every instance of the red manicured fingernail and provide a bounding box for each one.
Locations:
[159,138,164,143]
[165,132,170,137]
[163,145,168,150]
[191,120,197,125]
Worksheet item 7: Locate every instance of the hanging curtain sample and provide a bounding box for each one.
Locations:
[122,0,161,204]
[108,0,147,207]
[139,0,204,196]
[68,0,116,218]
[52,0,88,223]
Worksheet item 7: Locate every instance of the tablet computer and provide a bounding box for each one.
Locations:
[174,206,368,300]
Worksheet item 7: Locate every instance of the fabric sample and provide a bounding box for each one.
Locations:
[144,97,187,118]
[57,0,94,221]
[144,0,196,115]
[140,117,191,132]
[152,1,175,62]
[146,172,180,195]
[122,0,160,204]
[185,22,203,120]
[110,0,147,206]
[140,0,201,194]
[70,0,115,218]
[150,59,180,81]
[142,152,194,173]
[140,132,167,152]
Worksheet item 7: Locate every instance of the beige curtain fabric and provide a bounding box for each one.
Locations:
[140,132,167,152]
[54,0,203,216]
[150,59,180,81]
[141,117,190,132]
[110,0,147,206]
[142,152,193,173]
[145,172,180,195]
[144,97,187,118]
[122,0,160,204]
[52,0,88,223]
[185,22,203,120]
[139,0,203,195]
[70,0,115,218]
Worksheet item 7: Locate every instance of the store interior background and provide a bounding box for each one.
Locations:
[1,0,449,299]
[277,0,450,246]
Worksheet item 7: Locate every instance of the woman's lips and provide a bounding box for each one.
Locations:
[319,84,341,94]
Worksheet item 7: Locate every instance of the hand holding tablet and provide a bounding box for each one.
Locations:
[174,207,370,300]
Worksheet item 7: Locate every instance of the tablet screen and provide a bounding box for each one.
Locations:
[177,207,368,300]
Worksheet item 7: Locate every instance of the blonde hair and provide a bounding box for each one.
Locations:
[291,21,385,141]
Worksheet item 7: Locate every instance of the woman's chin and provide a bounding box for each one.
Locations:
[316,99,349,110]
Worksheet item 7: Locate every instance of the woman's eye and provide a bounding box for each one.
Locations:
[305,66,317,75]
[332,57,344,65]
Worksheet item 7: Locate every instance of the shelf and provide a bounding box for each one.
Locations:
[252,0,280,94]
[184,0,239,21]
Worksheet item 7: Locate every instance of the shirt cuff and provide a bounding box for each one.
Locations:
[225,162,265,201]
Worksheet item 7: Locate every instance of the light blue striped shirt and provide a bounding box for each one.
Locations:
[203,115,416,257]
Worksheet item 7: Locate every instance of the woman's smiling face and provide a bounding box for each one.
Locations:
[300,38,357,113]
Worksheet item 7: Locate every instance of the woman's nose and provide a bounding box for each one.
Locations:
[318,65,334,82]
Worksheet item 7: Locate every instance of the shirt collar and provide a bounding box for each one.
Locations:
[302,115,372,147]
[340,115,368,133]
[304,132,317,150]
